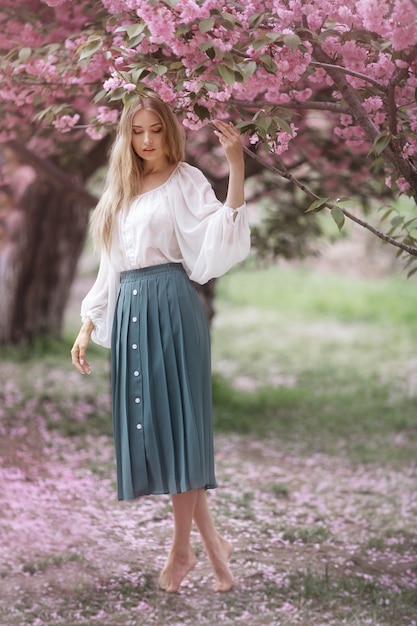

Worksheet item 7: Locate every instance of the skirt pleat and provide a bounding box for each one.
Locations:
[111,263,217,500]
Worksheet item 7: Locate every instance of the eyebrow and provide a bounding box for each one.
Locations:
[132,123,162,128]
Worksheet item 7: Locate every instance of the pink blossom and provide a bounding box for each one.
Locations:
[96,106,119,125]
[402,143,415,158]
[363,96,384,113]
[122,82,137,92]
[396,176,411,192]
[52,114,80,133]
[291,88,312,102]
[86,126,106,140]
[103,75,122,91]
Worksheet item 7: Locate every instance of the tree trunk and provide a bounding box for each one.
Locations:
[0,179,90,344]
[0,137,110,346]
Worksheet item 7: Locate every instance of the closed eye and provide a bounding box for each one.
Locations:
[132,126,162,135]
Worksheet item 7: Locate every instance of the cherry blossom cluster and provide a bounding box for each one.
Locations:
[1,0,417,199]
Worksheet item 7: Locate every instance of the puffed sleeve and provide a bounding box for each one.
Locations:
[80,250,120,349]
[172,164,251,284]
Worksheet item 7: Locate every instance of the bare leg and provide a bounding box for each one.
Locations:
[193,490,235,592]
[158,490,198,593]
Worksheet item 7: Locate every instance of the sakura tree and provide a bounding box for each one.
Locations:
[1,0,417,343]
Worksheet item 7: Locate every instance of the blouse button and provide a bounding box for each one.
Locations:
[133,289,138,295]
[132,316,138,323]
[136,424,142,430]
[134,370,140,377]
[135,397,141,404]
[132,344,138,350]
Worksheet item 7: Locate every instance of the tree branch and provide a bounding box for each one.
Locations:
[311,46,417,201]
[389,43,417,88]
[7,141,98,207]
[386,43,417,154]
[228,98,350,114]
[243,146,417,257]
[310,61,385,90]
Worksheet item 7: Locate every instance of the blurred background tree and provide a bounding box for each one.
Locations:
[0,0,416,344]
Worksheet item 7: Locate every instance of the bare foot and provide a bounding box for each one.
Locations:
[205,536,235,592]
[158,546,197,593]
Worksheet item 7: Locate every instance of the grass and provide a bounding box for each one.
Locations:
[211,262,417,466]
[1,262,416,467]
[21,552,83,576]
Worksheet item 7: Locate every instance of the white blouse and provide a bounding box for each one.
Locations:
[81,161,251,348]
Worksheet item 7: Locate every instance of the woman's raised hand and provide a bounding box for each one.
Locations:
[212,120,244,166]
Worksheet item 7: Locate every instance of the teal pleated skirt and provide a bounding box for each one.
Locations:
[111,263,217,500]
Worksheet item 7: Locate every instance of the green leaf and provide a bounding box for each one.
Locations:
[203,81,219,92]
[206,47,216,60]
[379,207,394,222]
[235,121,255,131]
[404,217,417,229]
[78,37,103,61]
[274,116,293,135]
[239,60,257,79]
[108,87,126,101]
[194,103,211,121]
[199,18,215,33]
[169,61,183,70]
[93,89,107,103]
[218,13,239,30]
[368,131,391,156]
[331,205,345,231]
[251,36,269,52]
[248,12,265,28]
[18,47,32,62]
[199,41,213,51]
[152,63,168,76]
[123,91,140,105]
[391,215,404,227]
[283,34,301,50]
[126,23,145,40]
[259,53,277,74]
[131,66,150,83]
[305,198,330,213]
[218,64,236,85]
[127,33,144,48]
[265,32,284,43]
[213,46,225,60]
[195,63,207,76]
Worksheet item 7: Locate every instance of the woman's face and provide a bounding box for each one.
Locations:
[131,109,167,163]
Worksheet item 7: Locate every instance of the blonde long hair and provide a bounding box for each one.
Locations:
[90,93,186,252]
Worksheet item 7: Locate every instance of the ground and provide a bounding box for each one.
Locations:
[0,383,416,625]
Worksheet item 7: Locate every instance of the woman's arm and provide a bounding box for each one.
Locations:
[71,316,94,374]
[212,120,245,213]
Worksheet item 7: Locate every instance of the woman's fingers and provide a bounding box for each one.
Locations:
[212,120,243,162]
[71,342,91,374]
[212,120,238,140]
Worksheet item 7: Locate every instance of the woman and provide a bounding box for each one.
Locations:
[71,93,250,593]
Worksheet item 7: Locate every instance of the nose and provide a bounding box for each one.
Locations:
[143,131,152,146]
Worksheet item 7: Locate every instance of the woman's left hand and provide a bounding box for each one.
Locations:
[212,120,244,166]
